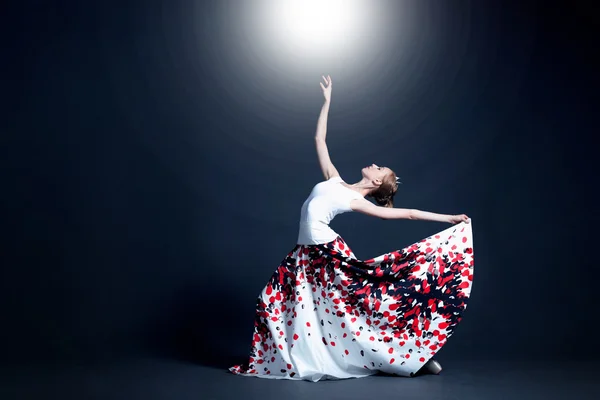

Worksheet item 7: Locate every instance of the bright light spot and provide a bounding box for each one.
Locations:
[265,0,375,57]
[278,0,358,47]
[229,0,406,76]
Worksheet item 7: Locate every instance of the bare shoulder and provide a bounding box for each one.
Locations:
[326,172,341,180]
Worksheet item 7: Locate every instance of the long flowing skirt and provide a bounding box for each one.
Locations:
[229,222,474,381]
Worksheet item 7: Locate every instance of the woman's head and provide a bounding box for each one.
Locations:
[361,164,399,208]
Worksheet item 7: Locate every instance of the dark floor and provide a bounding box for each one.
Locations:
[1,356,599,400]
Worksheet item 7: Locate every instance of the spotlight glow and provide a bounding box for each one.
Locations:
[225,1,409,79]
[278,0,358,47]
[264,0,377,57]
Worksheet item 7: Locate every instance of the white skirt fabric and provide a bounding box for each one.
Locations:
[229,222,474,381]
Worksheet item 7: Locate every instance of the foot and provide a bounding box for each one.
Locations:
[418,359,443,375]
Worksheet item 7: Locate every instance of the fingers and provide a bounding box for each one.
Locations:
[320,82,326,91]
[452,214,470,224]
[321,75,332,87]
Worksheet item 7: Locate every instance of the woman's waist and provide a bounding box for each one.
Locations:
[297,222,338,245]
[298,220,332,228]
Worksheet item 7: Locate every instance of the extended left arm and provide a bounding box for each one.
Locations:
[350,198,469,224]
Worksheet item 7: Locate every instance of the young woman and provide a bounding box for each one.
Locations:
[229,76,474,382]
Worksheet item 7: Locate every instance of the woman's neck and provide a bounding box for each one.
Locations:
[344,178,373,197]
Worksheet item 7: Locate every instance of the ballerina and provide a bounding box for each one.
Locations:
[229,75,474,381]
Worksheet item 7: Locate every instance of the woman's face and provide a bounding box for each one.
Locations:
[361,163,392,185]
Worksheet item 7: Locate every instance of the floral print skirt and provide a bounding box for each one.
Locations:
[229,222,474,381]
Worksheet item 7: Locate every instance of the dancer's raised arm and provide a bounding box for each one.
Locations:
[315,75,339,180]
[350,197,470,224]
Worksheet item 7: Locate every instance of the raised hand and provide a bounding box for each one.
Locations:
[319,75,332,103]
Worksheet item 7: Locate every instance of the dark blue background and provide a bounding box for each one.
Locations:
[2,0,597,367]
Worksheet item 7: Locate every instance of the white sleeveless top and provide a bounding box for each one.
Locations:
[296,176,365,245]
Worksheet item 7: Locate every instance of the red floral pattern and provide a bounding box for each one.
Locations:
[229,222,474,381]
